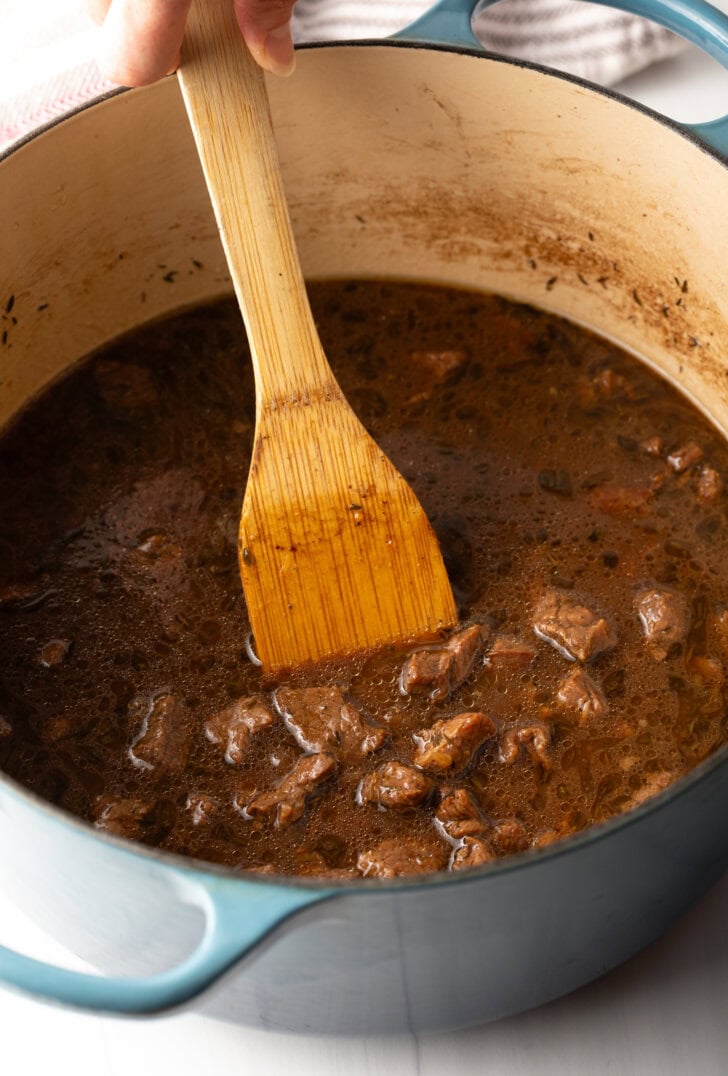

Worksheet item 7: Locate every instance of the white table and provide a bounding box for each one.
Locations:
[3,11,728,1075]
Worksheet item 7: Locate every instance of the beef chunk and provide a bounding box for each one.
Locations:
[357,838,447,878]
[696,464,723,505]
[639,435,664,458]
[407,350,467,402]
[0,715,11,738]
[450,836,495,870]
[41,712,93,743]
[410,349,466,382]
[588,483,653,518]
[487,635,537,669]
[293,849,357,879]
[399,624,486,702]
[134,530,181,561]
[532,818,577,848]
[0,581,38,607]
[625,771,674,810]
[38,638,72,668]
[128,691,191,774]
[500,725,551,771]
[185,792,219,826]
[245,752,337,828]
[491,818,530,855]
[592,368,634,399]
[358,761,433,810]
[448,625,487,687]
[686,654,723,687]
[293,852,330,876]
[435,788,488,839]
[635,586,690,659]
[579,368,634,407]
[413,711,495,772]
[205,695,274,765]
[296,833,347,871]
[667,441,703,473]
[274,686,387,759]
[533,588,617,662]
[556,667,608,724]
[94,796,158,840]
[0,579,52,610]
[399,648,452,701]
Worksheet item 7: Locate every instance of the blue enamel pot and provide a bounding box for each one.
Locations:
[2,0,728,1033]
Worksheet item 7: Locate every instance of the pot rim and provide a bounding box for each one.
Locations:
[1,37,726,897]
[2,39,726,168]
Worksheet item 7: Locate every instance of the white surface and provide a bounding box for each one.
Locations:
[3,7,728,1076]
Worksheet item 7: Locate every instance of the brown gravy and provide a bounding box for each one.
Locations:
[1,281,727,878]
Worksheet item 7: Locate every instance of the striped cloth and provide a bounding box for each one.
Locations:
[292,0,685,85]
[0,0,685,151]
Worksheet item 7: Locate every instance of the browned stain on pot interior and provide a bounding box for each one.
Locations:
[295,170,724,426]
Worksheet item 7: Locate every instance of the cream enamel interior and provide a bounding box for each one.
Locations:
[1,45,727,435]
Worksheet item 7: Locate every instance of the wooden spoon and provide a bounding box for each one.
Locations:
[178,0,456,671]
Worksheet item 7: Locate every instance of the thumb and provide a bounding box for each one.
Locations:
[233,0,297,76]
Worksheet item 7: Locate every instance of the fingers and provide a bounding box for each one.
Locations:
[94,0,193,86]
[90,0,298,86]
[87,0,111,25]
[233,0,297,76]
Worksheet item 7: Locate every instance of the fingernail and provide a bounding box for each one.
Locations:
[166,51,181,77]
[262,22,295,77]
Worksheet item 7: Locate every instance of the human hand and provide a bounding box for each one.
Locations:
[89,0,297,86]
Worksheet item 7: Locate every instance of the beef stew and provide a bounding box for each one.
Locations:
[1,280,727,878]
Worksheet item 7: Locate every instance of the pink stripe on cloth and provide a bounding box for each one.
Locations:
[0,64,115,151]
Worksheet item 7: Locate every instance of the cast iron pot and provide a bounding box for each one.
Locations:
[2,0,728,1035]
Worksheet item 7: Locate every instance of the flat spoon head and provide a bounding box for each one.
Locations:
[240,375,457,669]
[178,0,456,670]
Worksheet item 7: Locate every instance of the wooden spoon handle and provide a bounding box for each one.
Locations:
[177,0,333,403]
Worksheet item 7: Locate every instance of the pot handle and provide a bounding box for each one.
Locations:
[0,869,332,1015]
[395,0,728,156]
